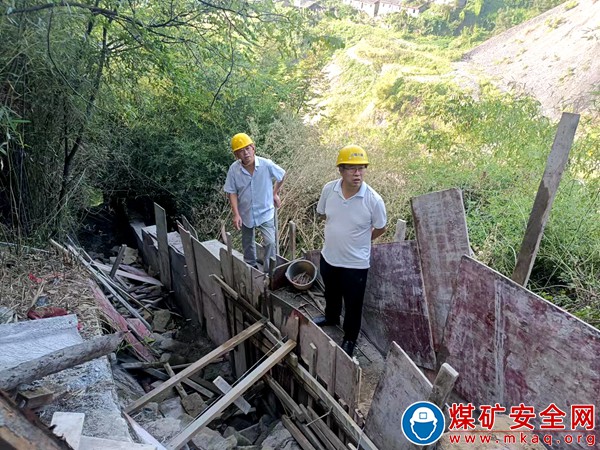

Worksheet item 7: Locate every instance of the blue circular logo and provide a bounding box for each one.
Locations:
[401,401,445,445]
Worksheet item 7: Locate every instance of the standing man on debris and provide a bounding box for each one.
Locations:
[224,132,285,274]
[314,145,387,357]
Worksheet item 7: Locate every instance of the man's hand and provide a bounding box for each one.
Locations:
[233,214,242,231]
[273,193,282,209]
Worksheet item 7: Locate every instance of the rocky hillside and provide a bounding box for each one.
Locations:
[464,0,600,119]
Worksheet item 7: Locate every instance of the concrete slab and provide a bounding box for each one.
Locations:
[0,314,81,371]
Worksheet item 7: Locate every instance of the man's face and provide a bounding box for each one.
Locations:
[339,164,367,188]
[235,144,255,166]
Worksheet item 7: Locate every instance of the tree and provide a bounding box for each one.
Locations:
[0,0,302,238]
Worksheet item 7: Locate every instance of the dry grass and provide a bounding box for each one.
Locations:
[0,245,102,338]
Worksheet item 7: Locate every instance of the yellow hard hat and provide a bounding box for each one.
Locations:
[231,133,254,153]
[336,145,369,166]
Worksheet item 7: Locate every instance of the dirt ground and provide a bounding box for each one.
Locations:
[0,245,101,338]
[463,0,600,120]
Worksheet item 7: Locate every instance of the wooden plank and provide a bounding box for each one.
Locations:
[250,265,267,308]
[299,319,336,389]
[0,391,72,450]
[363,241,435,369]
[302,405,347,450]
[178,224,203,323]
[512,112,580,286]
[411,188,471,350]
[213,376,251,414]
[428,362,458,408]
[125,320,266,414]
[334,346,361,411]
[192,239,229,345]
[110,245,127,279]
[281,415,318,450]
[265,375,305,420]
[91,284,156,362]
[50,412,84,450]
[394,219,406,241]
[93,262,163,286]
[364,342,433,450]
[181,215,198,239]
[289,221,297,260]
[308,343,318,409]
[0,332,125,391]
[154,203,172,290]
[126,318,153,341]
[124,413,168,450]
[81,255,152,331]
[168,340,296,449]
[443,256,600,446]
[231,252,253,302]
[220,247,248,377]
[164,363,187,399]
[287,358,379,450]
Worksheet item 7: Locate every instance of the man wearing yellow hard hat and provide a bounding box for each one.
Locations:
[314,145,387,357]
[224,133,285,273]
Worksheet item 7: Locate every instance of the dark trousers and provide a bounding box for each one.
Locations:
[320,255,369,342]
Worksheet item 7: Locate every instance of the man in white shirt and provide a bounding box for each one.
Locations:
[224,133,285,273]
[315,145,387,357]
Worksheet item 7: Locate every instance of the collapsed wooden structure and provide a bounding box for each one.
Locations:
[129,177,599,449]
[2,113,597,450]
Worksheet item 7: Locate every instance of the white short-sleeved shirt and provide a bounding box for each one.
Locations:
[223,156,285,228]
[317,179,387,269]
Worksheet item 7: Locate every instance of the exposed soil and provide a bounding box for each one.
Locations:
[463,0,600,120]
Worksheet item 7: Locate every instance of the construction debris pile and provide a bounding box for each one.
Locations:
[2,168,600,450]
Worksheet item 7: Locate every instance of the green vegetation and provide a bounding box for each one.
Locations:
[284,11,600,326]
[1,1,598,326]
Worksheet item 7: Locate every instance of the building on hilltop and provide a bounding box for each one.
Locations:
[345,0,380,17]
[378,0,403,15]
[342,0,432,17]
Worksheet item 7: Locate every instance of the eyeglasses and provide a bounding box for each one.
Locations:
[236,146,254,155]
[341,165,367,173]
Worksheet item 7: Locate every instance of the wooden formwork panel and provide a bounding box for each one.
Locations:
[364,342,432,450]
[363,241,436,369]
[193,239,230,346]
[411,188,471,350]
[271,293,362,410]
[443,256,600,447]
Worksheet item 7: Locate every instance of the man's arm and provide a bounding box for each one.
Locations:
[372,227,386,240]
[228,193,243,230]
[273,175,285,208]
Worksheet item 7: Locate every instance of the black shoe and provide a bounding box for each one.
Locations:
[341,340,356,357]
[313,315,338,327]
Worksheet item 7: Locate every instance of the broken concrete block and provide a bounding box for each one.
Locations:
[240,423,261,444]
[159,338,186,352]
[259,421,301,450]
[149,381,176,403]
[152,310,171,333]
[191,427,236,450]
[181,392,205,417]
[224,426,252,447]
[132,402,160,424]
[144,417,184,443]
[122,247,138,265]
[159,397,185,419]
[17,386,55,409]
